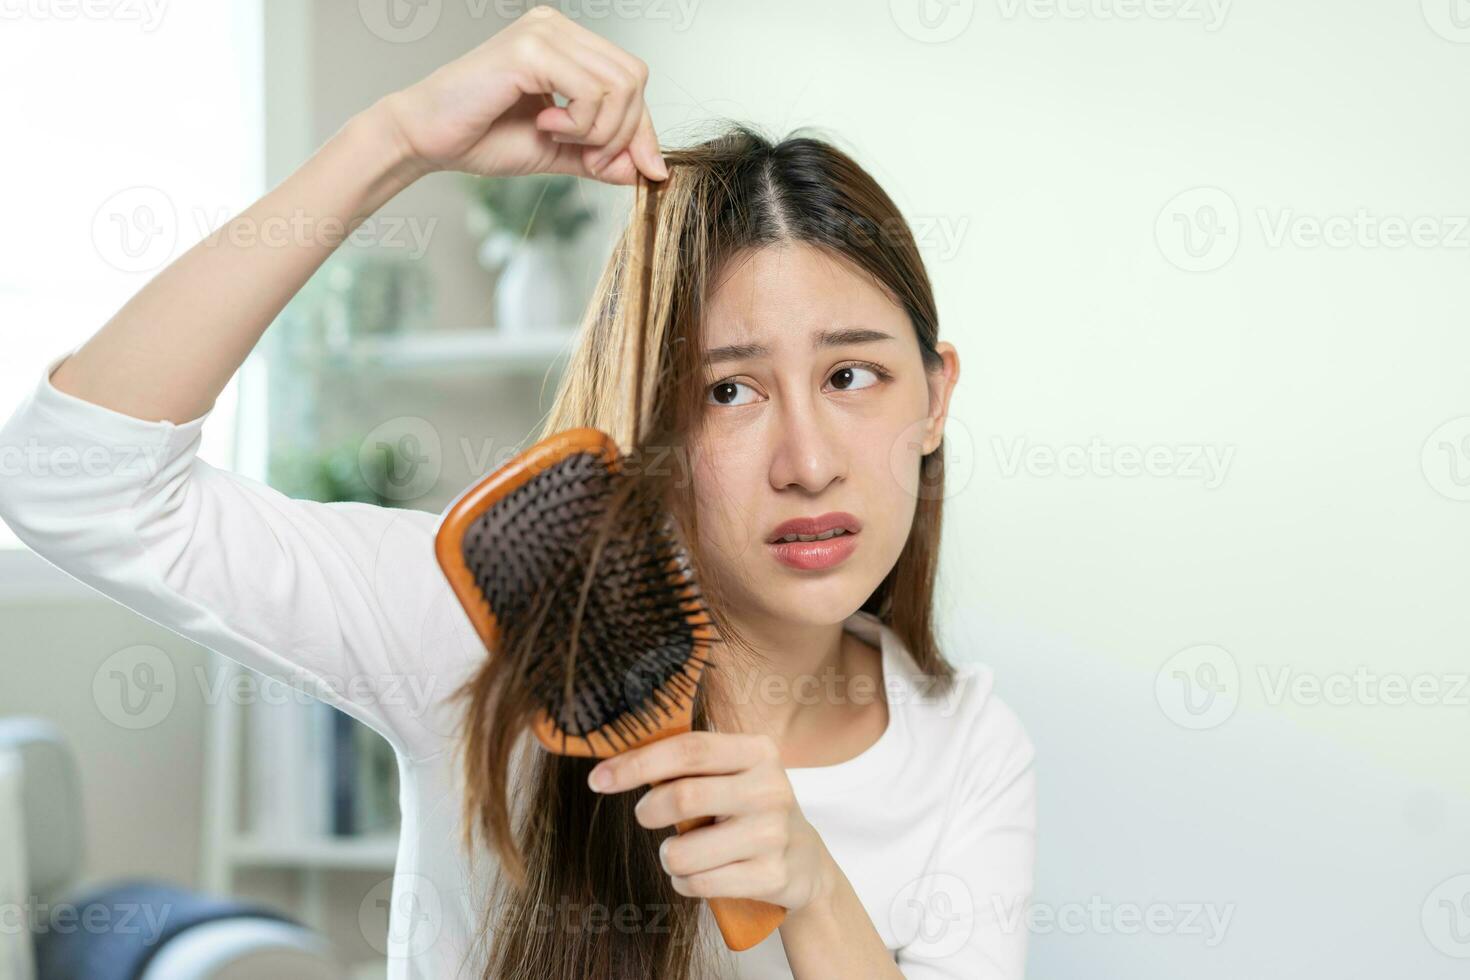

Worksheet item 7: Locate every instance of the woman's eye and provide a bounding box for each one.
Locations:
[827,364,882,391]
[707,380,759,406]
[707,365,886,406]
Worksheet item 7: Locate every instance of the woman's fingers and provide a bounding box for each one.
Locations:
[567,39,645,171]
[539,136,635,184]
[590,730,806,907]
[543,4,652,100]
[533,41,656,177]
[517,17,628,142]
[634,770,795,829]
[590,732,778,793]
[381,5,664,182]
[515,11,662,179]
[563,106,664,183]
[670,855,788,902]
[658,812,789,878]
[634,773,741,828]
[587,93,642,173]
[541,39,634,138]
[561,30,662,178]
[514,35,610,140]
[627,106,669,180]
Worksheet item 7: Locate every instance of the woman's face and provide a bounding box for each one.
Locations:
[689,242,959,631]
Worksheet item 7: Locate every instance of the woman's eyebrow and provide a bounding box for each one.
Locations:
[703,327,896,365]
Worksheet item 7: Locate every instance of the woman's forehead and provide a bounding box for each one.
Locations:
[701,245,906,351]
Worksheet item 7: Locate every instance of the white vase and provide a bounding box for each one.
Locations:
[494,238,570,336]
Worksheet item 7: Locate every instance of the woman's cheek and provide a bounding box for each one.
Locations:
[690,448,753,564]
[872,419,925,552]
[878,410,934,504]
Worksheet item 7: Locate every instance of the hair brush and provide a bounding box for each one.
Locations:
[432,174,787,952]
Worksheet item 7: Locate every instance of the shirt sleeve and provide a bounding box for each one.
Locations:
[895,674,1038,980]
[0,348,484,760]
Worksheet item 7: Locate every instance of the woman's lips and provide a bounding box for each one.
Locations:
[767,530,859,571]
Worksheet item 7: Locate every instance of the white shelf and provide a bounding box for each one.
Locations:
[322,326,580,374]
[230,832,400,871]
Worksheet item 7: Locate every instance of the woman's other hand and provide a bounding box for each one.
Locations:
[375,6,666,186]
[588,732,837,913]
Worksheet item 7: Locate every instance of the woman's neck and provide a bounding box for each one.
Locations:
[709,612,887,766]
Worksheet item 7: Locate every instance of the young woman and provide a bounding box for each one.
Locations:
[0,7,1035,980]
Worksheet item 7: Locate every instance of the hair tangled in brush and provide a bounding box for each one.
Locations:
[451,121,955,980]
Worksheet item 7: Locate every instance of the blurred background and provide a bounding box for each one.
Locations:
[1,1,1467,977]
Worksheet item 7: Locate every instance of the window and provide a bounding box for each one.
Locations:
[0,2,264,549]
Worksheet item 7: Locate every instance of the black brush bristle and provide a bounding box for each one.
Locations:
[460,450,709,751]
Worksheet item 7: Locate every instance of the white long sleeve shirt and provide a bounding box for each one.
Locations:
[0,348,1038,979]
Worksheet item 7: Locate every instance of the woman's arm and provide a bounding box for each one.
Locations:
[49,4,665,425]
[0,366,473,759]
[777,861,905,978]
[0,7,665,757]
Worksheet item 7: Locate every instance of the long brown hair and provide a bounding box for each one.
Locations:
[453,121,955,980]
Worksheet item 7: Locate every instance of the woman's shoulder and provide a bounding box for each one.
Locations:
[885,638,1036,783]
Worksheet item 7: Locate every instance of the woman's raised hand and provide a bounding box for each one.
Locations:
[377,6,666,186]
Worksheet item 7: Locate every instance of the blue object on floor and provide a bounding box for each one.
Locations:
[32,879,297,980]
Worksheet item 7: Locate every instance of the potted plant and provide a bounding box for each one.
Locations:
[269,437,414,508]
[465,173,594,335]
[318,251,434,352]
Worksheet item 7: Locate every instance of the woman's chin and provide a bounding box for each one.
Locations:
[743,579,870,628]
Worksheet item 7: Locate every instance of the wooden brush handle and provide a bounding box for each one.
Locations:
[671,811,788,951]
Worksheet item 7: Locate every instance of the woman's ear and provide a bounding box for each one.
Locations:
[920,341,960,454]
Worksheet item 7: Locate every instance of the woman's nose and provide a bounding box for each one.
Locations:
[767,396,846,494]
